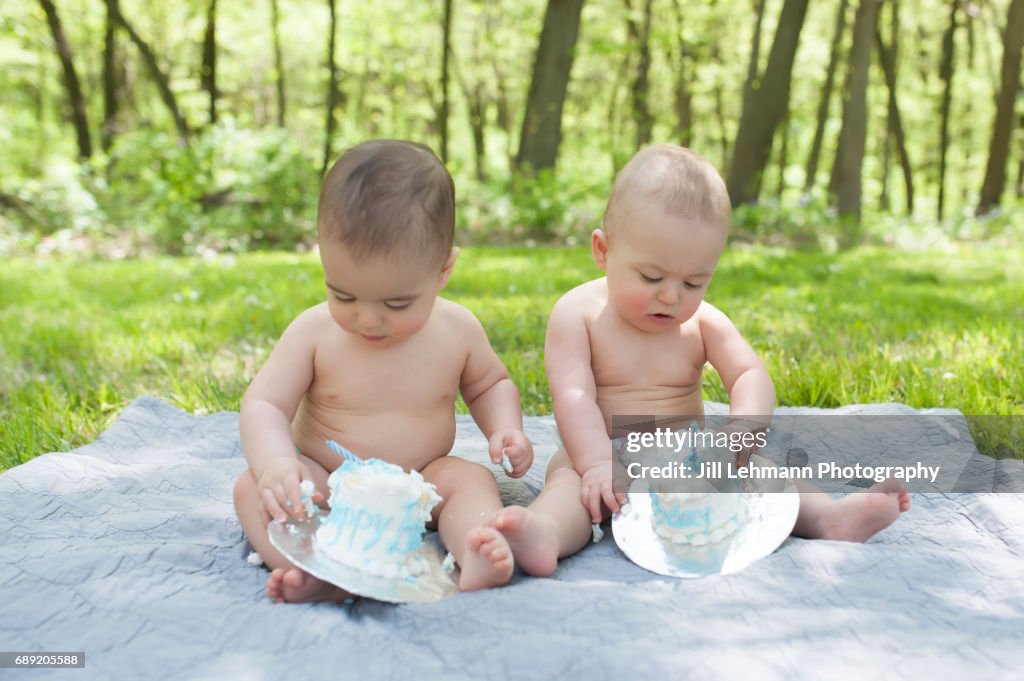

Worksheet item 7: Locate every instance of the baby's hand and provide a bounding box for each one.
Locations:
[718,419,769,468]
[256,457,321,523]
[488,429,534,478]
[580,461,628,523]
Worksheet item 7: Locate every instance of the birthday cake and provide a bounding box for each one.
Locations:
[647,426,748,546]
[314,456,442,579]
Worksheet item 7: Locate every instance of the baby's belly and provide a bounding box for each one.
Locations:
[291,398,456,473]
[596,384,705,433]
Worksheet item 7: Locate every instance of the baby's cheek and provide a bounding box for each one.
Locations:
[621,288,651,315]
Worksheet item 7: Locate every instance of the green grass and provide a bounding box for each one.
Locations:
[1,245,1021,471]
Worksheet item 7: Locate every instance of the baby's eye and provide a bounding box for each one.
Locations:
[384,302,412,311]
[684,282,704,290]
[640,274,662,284]
[333,295,355,304]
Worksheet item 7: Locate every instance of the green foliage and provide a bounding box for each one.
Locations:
[459,168,607,242]
[1,120,319,256]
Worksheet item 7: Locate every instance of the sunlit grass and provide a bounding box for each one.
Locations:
[1,244,1021,470]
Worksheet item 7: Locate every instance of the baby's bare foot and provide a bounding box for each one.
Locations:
[266,567,355,604]
[491,506,559,577]
[458,527,514,592]
[821,478,911,542]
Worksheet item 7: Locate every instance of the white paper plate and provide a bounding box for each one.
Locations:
[611,455,800,578]
[267,512,459,603]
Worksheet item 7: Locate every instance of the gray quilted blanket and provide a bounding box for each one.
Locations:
[2,397,1022,680]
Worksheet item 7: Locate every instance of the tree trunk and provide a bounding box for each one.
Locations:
[515,0,585,177]
[1017,112,1024,197]
[451,38,488,182]
[111,0,190,143]
[829,0,880,225]
[201,0,218,126]
[625,0,654,150]
[726,0,810,206]
[322,0,339,177]
[669,0,693,147]
[39,0,92,160]
[804,0,849,192]
[710,30,729,169]
[439,0,453,163]
[937,0,959,222]
[743,0,768,110]
[776,114,790,200]
[977,0,1024,214]
[270,0,286,127]
[875,20,914,214]
[102,0,119,151]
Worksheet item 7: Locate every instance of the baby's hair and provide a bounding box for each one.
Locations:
[603,145,731,237]
[317,140,455,268]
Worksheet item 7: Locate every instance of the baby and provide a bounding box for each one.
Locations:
[233,140,533,602]
[491,144,911,575]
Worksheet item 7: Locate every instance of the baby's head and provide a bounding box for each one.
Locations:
[593,145,731,333]
[317,140,458,346]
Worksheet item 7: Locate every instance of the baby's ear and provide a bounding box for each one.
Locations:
[591,229,609,270]
[437,247,460,289]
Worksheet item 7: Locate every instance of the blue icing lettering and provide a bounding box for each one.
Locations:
[386,500,425,555]
[361,512,393,551]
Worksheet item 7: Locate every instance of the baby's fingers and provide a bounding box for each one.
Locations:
[587,486,603,523]
[261,487,287,524]
[600,482,621,515]
[286,485,306,521]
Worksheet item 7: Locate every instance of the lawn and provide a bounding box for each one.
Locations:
[1,244,1021,471]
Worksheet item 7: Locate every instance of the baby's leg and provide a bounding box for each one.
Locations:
[791,478,911,542]
[421,456,513,592]
[491,449,594,576]
[233,453,354,603]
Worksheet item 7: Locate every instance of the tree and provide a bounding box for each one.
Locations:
[977,0,1024,214]
[804,0,850,192]
[201,0,219,126]
[875,16,914,213]
[937,0,960,222]
[39,0,92,160]
[439,0,453,163]
[515,0,585,176]
[102,0,119,151]
[270,0,287,128]
[726,0,810,206]
[625,0,654,150]
[322,0,340,176]
[829,0,880,225]
[110,0,190,144]
[668,0,694,147]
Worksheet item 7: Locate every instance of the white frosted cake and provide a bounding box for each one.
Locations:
[651,487,747,546]
[314,457,442,579]
[648,426,748,546]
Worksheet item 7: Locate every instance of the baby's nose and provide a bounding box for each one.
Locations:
[357,306,383,328]
[656,285,679,305]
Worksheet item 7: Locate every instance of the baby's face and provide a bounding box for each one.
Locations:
[595,200,726,334]
[319,242,454,347]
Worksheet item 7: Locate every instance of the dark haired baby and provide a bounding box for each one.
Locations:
[233,140,534,602]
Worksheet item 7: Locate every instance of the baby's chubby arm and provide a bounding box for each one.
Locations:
[545,293,625,521]
[239,307,321,522]
[699,303,775,463]
[456,308,534,478]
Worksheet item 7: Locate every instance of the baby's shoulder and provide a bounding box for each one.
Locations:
[552,278,607,320]
[432,297,486,337]
[279,302,338,345]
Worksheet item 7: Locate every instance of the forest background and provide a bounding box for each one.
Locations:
[1,0,1022,468]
